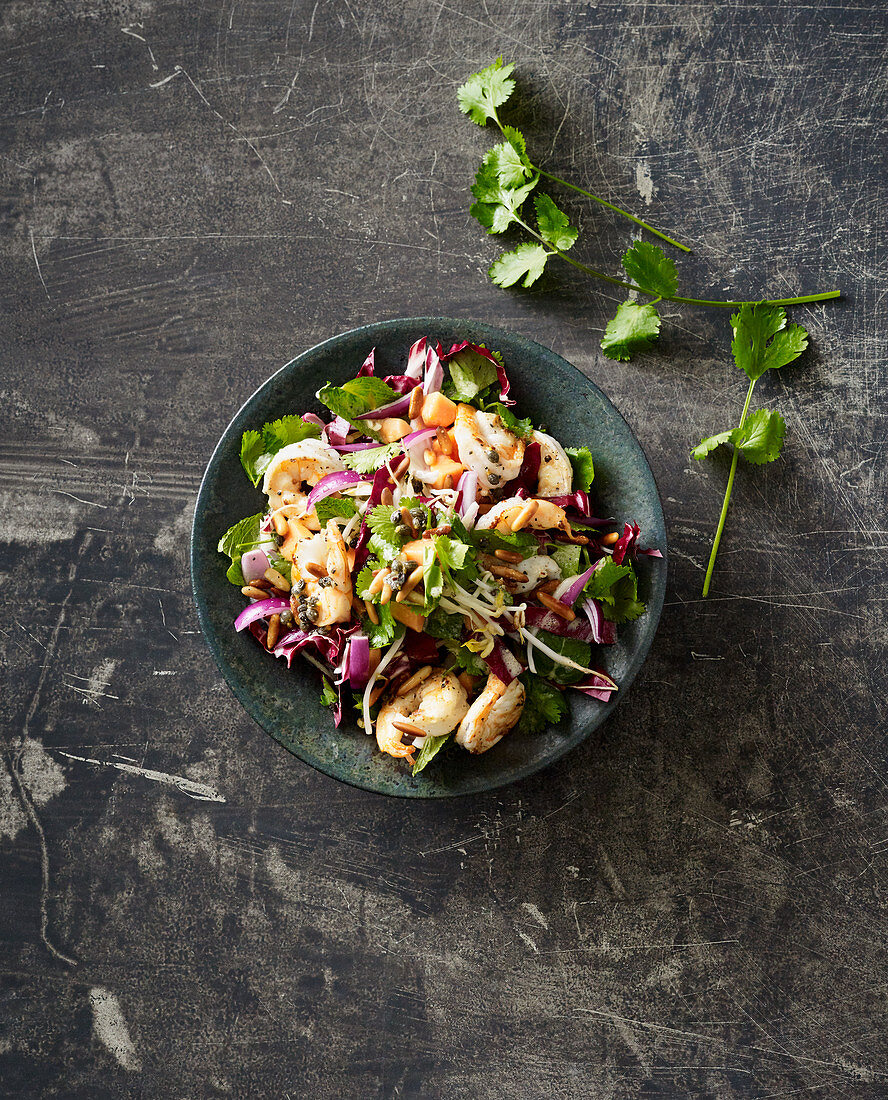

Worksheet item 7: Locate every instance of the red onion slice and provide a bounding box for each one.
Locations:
[241,549,270,582]
[234,597,289,632]
[305,470,367,510]
[346,635,371,689]
[553,565,596,607]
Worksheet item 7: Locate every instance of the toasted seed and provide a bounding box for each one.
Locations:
[266,614,281,649]
[392,717,426,737]
[304,562,326,580]
[272,511,289,536]
[436,427,452,456]
[538,591,576,622]
[601,531,620,546]
[422,524,452,539]
[289,516,311,539]
[367,569,388,596]
[423,448,436,466]
[241,585,268,600]
[494,548,524,564]
[509,499,539,532]
[443,475,454,490]
[249,577,272,589]
[488,563,528,582]
[536,580,559,595]
[400,505,417,537]
[380,581,393,606]
[364,599,379,624]
[268,588,289,599]
[264,566,291,592]
[391,455,410,480]
[380,488,394,507]
[563,531,590,545]
[396,564,425,602]
[408,386,424,420]
[396,665,433,696]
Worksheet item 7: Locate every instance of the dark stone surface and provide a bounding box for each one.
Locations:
[1,1,885,1096]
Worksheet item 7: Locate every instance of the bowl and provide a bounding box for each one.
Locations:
[191,318,667,797]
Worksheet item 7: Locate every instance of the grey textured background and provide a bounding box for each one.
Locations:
[1,1,886,1096]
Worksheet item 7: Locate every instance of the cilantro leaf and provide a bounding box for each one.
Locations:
[565,446,595,491]
[368,602,397,648]
[316,377,399,440]
[492,401,533,439]
[341,443,402,474]
[262,416,321,453]
[691,429,735,461]
[734,407,786,464]
[515,674,567,735]
[457,58,516,126]
[217,513,274,585]
[435,534,471,573]
[424,609,464,641]
[730,303,809,381]
[583,559,633,602]
[314,496,358,525]
[489,243,550,288]
[601,301,661,361]
[593,564,646,624]
[470,150,538,235]
[446,346,499,402]
[365,504,404,561]
[529,631,592,685]
[412,734,451,776]
[621,240,679,298]
[500,126,533,180]
[355,563,381,598]
[240,430,268,487]
[534,193,578,252]
[451,644,488,677]
[470,526,536,557]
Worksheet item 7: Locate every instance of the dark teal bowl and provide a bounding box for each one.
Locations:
[191,318,667,797]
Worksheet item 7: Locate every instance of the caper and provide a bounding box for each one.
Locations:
[305,605,319,623]
[390,510,401,524]
[410,507,426,530]
[318,576,332,588]
[486,448,500,463]
[280,609,294,627]
[395,523,411,538]
[388,575,404,593]
[488,472,501,485]
[293,580,306,594]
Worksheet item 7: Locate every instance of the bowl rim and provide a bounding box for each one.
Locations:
[190,316,667,798]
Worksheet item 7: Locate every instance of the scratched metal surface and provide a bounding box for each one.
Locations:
[1,0,885,1096]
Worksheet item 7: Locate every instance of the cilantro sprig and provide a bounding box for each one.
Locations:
[693,304,807,596]
[458,60,840,362]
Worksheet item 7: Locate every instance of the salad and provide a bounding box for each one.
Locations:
[218,337,660,775]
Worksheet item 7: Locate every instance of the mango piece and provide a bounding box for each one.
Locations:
[379,417,412,443]
[421,391,458,427]
[427,456,465,490]
[391,602,425,633]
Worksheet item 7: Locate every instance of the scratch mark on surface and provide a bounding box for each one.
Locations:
[120,24,158,71]
[517,930,539,953]
[58,752,226,803]
[29,228,50,300]
[89,987,142,1071]
[522,902,549,929]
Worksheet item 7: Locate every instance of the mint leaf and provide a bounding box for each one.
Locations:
[217,513,273,585]
[316,377,399,440]
[457,58,516,126]
[730,303,809,382]
[341,443,402,474]
[515,674,567,735]
[601,301,661,361]
[565,446,594,491]
[534,193,578,252]
[622,240,679,298]
[320,678,337,708]
[314,496,358,525]
[691,429,735,460]
[240,430,268,487]
[412,734,451,776]
[489,243,550,288]
[734,407,786,464]
[446,346,499,402]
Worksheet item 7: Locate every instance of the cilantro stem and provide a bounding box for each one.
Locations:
[701,377,756,597]
[534,167,693,253]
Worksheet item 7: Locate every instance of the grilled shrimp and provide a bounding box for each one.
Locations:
[262,439,345,523]
[453,404,525,491]
[290,520,353,626]
[376,669,469,761]
[476,495,571,535]
[455,674,526,754]
[512,554,562,595]
[534,431,573,496]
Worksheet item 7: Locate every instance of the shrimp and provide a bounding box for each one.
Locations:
[290,520,353,627]
[455,674,526,754]
[533,431,573,496]
[262,439,345,527]
[452,404,525,491]
[511,554,562,595]
[376,669,469,761]
[476,495,571,535]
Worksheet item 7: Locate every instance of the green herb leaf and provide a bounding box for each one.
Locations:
[470,526,536,557]
[314,496,358,525]
[424,609,464,641]
[320,678,337,709]
[355,563,380,599]
[446,346,499,402]
[412,734,451,776]
[515,674,567,735]
[550,543,580,577]
[593,564,646,624]
[217,513,274,585]
[422,541,444,614]
[500,126,533,179]
[534,193,578,252]
[262,416,321,453]
[316,377,399,440]
[489,243,550,288]
[368,602,397,648]
[365,504,404,561]
[622,240,679,298]
[583,559,632,602]
[691,429,735,461]
[730,303,809,382]
[341,443,402,474]
[452,644,488,677]
[529,631,592,685]
[240,431,269,487]
[470,150,538,235]
[734,407,786,464]
[565,446,595,491]
[601,301,662,361]
[457,58,516,126]
[491,401,534,440]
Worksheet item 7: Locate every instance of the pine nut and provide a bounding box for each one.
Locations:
[289,517,311,539]
[436,427,452,456]
[249,577,271,589]
[509,499,539,531]
[423,448,436,466]
[396,665,433,696]
[304,562,326,580]
[368,648,382,675]
[369,679,388,707]
[391,455,410,480]
[536,580,559,595]
[392,717,426,737]
[272,511,289,536]
[494,548,524,564]
[364,599,379,624]
[367,569,388,596]
[443,475,453,490]
[264,566,291,592]
[601,531,620,546]
[266,614,281,648]
[538,591,576,622]
[400,505,417,537]
[380,488,394,507]
[396,564,425,602]
[488,563,528,582]
[380,581,393,605]
[408,386,424,420]
[241,585,268,600]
